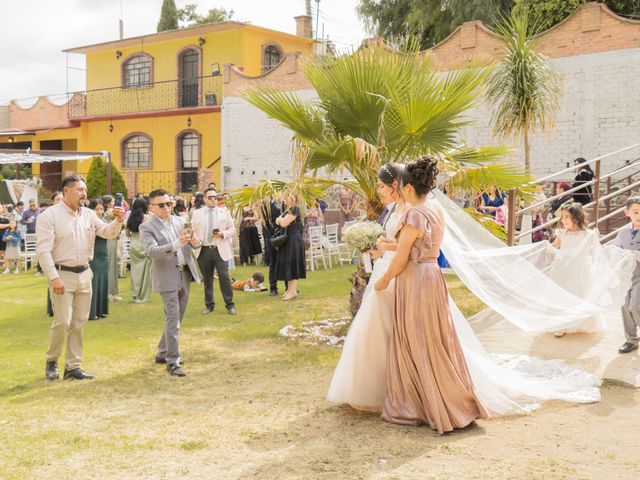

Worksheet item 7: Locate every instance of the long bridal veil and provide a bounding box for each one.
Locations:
[431,190,636,414]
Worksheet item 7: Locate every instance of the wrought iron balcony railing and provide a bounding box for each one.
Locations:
[68,75,223,119]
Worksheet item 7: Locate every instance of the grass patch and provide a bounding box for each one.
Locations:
[0,263,485,478]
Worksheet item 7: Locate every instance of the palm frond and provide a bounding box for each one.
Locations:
[240,88,325,144]
[446,162,540,200]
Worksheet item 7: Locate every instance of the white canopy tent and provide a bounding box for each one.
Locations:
[0,148,105,165]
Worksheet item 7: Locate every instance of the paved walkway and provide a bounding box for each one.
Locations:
[471,309,640,387]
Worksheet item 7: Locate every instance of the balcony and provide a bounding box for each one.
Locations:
[68,75,223,119]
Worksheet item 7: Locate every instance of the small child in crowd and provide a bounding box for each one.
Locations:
[2,221,21,274]
[232,272,268,292]
[615,196,640,354]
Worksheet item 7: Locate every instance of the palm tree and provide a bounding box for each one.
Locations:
[485,9,563,173]
[235,39,536,218]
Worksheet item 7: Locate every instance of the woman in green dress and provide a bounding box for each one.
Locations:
[126,197,152,303]
[89,199,109,320]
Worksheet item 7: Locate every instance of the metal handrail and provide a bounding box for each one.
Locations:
[530,143,640,184]
[507,143,640,246]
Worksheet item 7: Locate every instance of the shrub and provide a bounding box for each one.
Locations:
[86,156,128,200]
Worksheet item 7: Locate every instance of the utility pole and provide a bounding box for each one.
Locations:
[315,0,320,41]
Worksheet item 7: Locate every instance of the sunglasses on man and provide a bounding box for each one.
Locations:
[151,201,174,209]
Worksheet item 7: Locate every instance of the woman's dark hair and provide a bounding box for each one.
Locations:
[574,157,594,175]
[50,191,63,202]
[377,163,404,187]
[560,202,588,229]
[400,156,439,196]
[127,197,148,233]
[101,194,114,206]
[173,198,187,215]
[88,198,103,210]
[193,192,205,209]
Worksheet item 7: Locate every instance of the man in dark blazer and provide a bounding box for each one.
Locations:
[140,189,201,377]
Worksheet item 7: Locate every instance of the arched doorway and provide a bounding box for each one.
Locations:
[178,48,200,108]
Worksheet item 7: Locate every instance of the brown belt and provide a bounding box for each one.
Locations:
[55,264,89,273]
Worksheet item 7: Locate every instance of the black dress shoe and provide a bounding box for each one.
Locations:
[45,361,59,381]
[155,356,166,364]
[269,290,278,297]
[618,342,639,354]
[167,363,186,377]
[202,306,214,314]
[227,306,236,315]
[63,368,95,380]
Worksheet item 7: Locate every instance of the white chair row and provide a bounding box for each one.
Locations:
[119,236,131,277]
[306,221,359,272]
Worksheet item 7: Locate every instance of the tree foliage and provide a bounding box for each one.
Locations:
[357,0,514,49]
[157,0,179,32]
[236,40,536,218]
[178,3,234,26]
[485,9,563,173]
[513,0,640,31]
[86,157,128,200]
[357,0,640,49]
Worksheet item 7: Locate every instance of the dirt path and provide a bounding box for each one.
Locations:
[4,334,639,480]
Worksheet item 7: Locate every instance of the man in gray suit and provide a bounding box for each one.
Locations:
[140,189,201,377]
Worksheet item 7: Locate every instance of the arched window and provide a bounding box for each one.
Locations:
[180,132,200,169]
[262,44,282,74]
[122,54,152,88]
[122,134,152,168]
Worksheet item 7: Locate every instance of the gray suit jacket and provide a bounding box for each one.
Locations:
[139,215,200,293]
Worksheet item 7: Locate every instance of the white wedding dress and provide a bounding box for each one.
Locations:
[326,203,402,412]
[327,192,635,415]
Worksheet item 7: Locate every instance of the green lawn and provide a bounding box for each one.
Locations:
[0,264,488,479]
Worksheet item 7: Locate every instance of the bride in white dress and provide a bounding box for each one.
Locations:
[327,163,405,412]
[327,167,630,415]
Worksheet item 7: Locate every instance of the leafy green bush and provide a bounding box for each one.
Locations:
[86,156,128,200]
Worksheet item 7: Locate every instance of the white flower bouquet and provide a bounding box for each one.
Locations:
[343,221,384,253]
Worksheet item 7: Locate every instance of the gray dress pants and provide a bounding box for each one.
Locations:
[158,270,191,365]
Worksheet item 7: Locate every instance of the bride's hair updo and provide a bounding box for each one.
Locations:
[377,163,404,187]
[400,156,439,196]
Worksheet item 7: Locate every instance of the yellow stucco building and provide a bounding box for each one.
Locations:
[1,18,314,196]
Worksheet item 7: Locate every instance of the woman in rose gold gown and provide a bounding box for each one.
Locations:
[375,156,488,434]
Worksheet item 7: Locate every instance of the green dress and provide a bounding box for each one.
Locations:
[129,232,152,303]
[90,237,109,319]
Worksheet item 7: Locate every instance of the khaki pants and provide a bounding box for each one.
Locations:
[46,269,93,370]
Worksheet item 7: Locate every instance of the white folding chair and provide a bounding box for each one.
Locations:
[306,225,328,272]
[323,223,342,267]
[19,233,37,272]
[339,220,358,264]
[119,237,131,277]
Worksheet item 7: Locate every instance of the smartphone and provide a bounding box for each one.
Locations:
[184,222,192,235]
[212,228,220,234]
[114,192,123,208]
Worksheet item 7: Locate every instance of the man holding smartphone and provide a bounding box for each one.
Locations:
[191,187,236,315]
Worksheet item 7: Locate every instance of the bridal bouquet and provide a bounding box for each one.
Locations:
[343,221,384,253]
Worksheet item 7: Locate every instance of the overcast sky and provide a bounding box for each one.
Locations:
[0,0,368,106]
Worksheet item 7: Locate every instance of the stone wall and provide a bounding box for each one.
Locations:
[221,88,318,191]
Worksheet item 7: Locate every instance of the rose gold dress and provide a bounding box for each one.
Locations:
[382,204,489,434]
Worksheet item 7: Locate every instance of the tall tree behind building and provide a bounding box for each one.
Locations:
[178,4,234,26]
[513,0,640,31]
[157,0,179,32]
[357,0,514,49]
